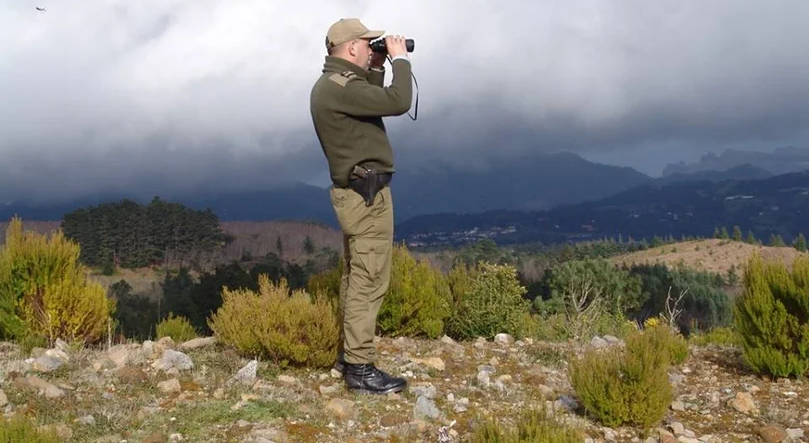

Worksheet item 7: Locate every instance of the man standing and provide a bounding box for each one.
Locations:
[309,18,413,395]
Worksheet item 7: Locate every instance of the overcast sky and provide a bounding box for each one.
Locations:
[2,0,808,203]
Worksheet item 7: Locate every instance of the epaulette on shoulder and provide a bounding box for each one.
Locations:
[328,70,359,87]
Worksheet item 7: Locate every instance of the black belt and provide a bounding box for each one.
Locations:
[348,165,392,206]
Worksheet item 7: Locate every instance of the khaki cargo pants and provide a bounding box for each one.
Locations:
[329,184,393,365]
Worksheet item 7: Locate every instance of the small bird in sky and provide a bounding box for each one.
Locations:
[36,6,46,11]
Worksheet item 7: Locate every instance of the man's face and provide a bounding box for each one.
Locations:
[353,38,373,69]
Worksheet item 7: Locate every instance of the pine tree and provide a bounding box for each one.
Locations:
[713,227,721,239]
[720,227,730,239]
[732,226,742,242]
[746,231,756,244]
[794,233,807,253]
[734,254,809,378]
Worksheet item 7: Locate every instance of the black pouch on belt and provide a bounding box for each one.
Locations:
[350,165,391,206]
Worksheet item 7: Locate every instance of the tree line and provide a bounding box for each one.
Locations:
[61,197,232,272]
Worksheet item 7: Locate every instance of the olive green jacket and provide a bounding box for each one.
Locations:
[310,55,413,188]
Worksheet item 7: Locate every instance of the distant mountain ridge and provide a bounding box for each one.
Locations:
[662,146,809,176]
[2,148,806,228]
[397,170,809,247]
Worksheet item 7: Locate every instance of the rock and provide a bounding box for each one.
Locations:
[758,425,788,443]
[440,335,455,345]
[476,371,490,388]
[728,392,757,414]
[671,401,686,412]
[603,335,620,344]
[410,357,445,372]
[787,428,804,439]
[151,349,193,372]
[413,395,440,420]
[494,333,514,345]
[14,376,65,398]
[32,355,65,373]
[670,421,685,435]
[453,397,469,413]
[157,378,181,394]
[0,389,6,407]
[330,368,343,378]
[325,398,356,421]
[590,336,608,348]
[318,384,340,395]
[228,360,257,386]
[409,383,437,399]
[76,415,96,426]
[276,375,297,385]
[677,438,700,443]
[178,336,217,351]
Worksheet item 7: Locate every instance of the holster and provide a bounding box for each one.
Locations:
[349,165,392,206]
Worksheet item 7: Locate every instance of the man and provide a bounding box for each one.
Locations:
[309,18,413,395]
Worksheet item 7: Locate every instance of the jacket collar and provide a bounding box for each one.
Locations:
[322,56,368,79]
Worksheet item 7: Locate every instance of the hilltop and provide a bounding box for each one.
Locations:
[1,334,806,443]
[609,239,809,277]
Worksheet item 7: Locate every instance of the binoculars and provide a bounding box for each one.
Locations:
[370,38,415,54]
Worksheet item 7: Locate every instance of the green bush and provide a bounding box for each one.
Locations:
[446,261,531,341]
[377,244,451,339]
[688,326,741,347]
[156,313,198,343]
[0,415,60,443]
[733,254,809,378]
[467,406,581,443]
[642,319,689,365]
[568,328,673,428]
[0,217,116,345]
[208,275,339,369]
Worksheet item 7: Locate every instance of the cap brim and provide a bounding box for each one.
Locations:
[361,30,385,39]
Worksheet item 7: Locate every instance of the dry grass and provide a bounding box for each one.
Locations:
[609,239,809,276]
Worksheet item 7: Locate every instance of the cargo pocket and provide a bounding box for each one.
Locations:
[353,237,390,282]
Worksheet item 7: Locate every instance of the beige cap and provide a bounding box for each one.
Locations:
[326,18,384,48]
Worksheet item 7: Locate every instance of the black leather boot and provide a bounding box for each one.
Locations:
[344,363,407,395]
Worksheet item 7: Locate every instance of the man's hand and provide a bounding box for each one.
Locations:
[385,35,408,59]
[370,51,386,69]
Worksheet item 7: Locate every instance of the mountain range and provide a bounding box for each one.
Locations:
[1,147,807,234]
[397,169,809,247]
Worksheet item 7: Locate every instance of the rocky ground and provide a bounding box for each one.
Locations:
[0,334,807,443]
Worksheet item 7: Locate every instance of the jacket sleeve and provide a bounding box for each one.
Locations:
[367,67,385,87]
[336,59,413,117]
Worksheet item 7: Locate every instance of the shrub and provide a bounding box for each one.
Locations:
[377,244,451,339]
[642,318,689,365]
[156,313,198,342]
[0,415,60,443]
[569,328,672,428]
[0,217,115,345]
[446,262,531,341]
[536,258,642,341]
[467,406,581,443]
[688,326,741,347]
[733,254,809,378]
[208,274,339,368]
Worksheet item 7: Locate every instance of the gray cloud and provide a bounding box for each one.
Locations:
[1,0,808,202]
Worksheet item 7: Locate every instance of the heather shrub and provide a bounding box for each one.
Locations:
[0,415,60,443]
[568,328,672,428]
[0,217,115,345]
[642,317,689,365]
[208,274,339,368]
[156,313,198,343]
[733,253,809,378]
[467,405,581,443]
[446,261,531,341]
[689,326,741,347]
[377,244,451,339]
